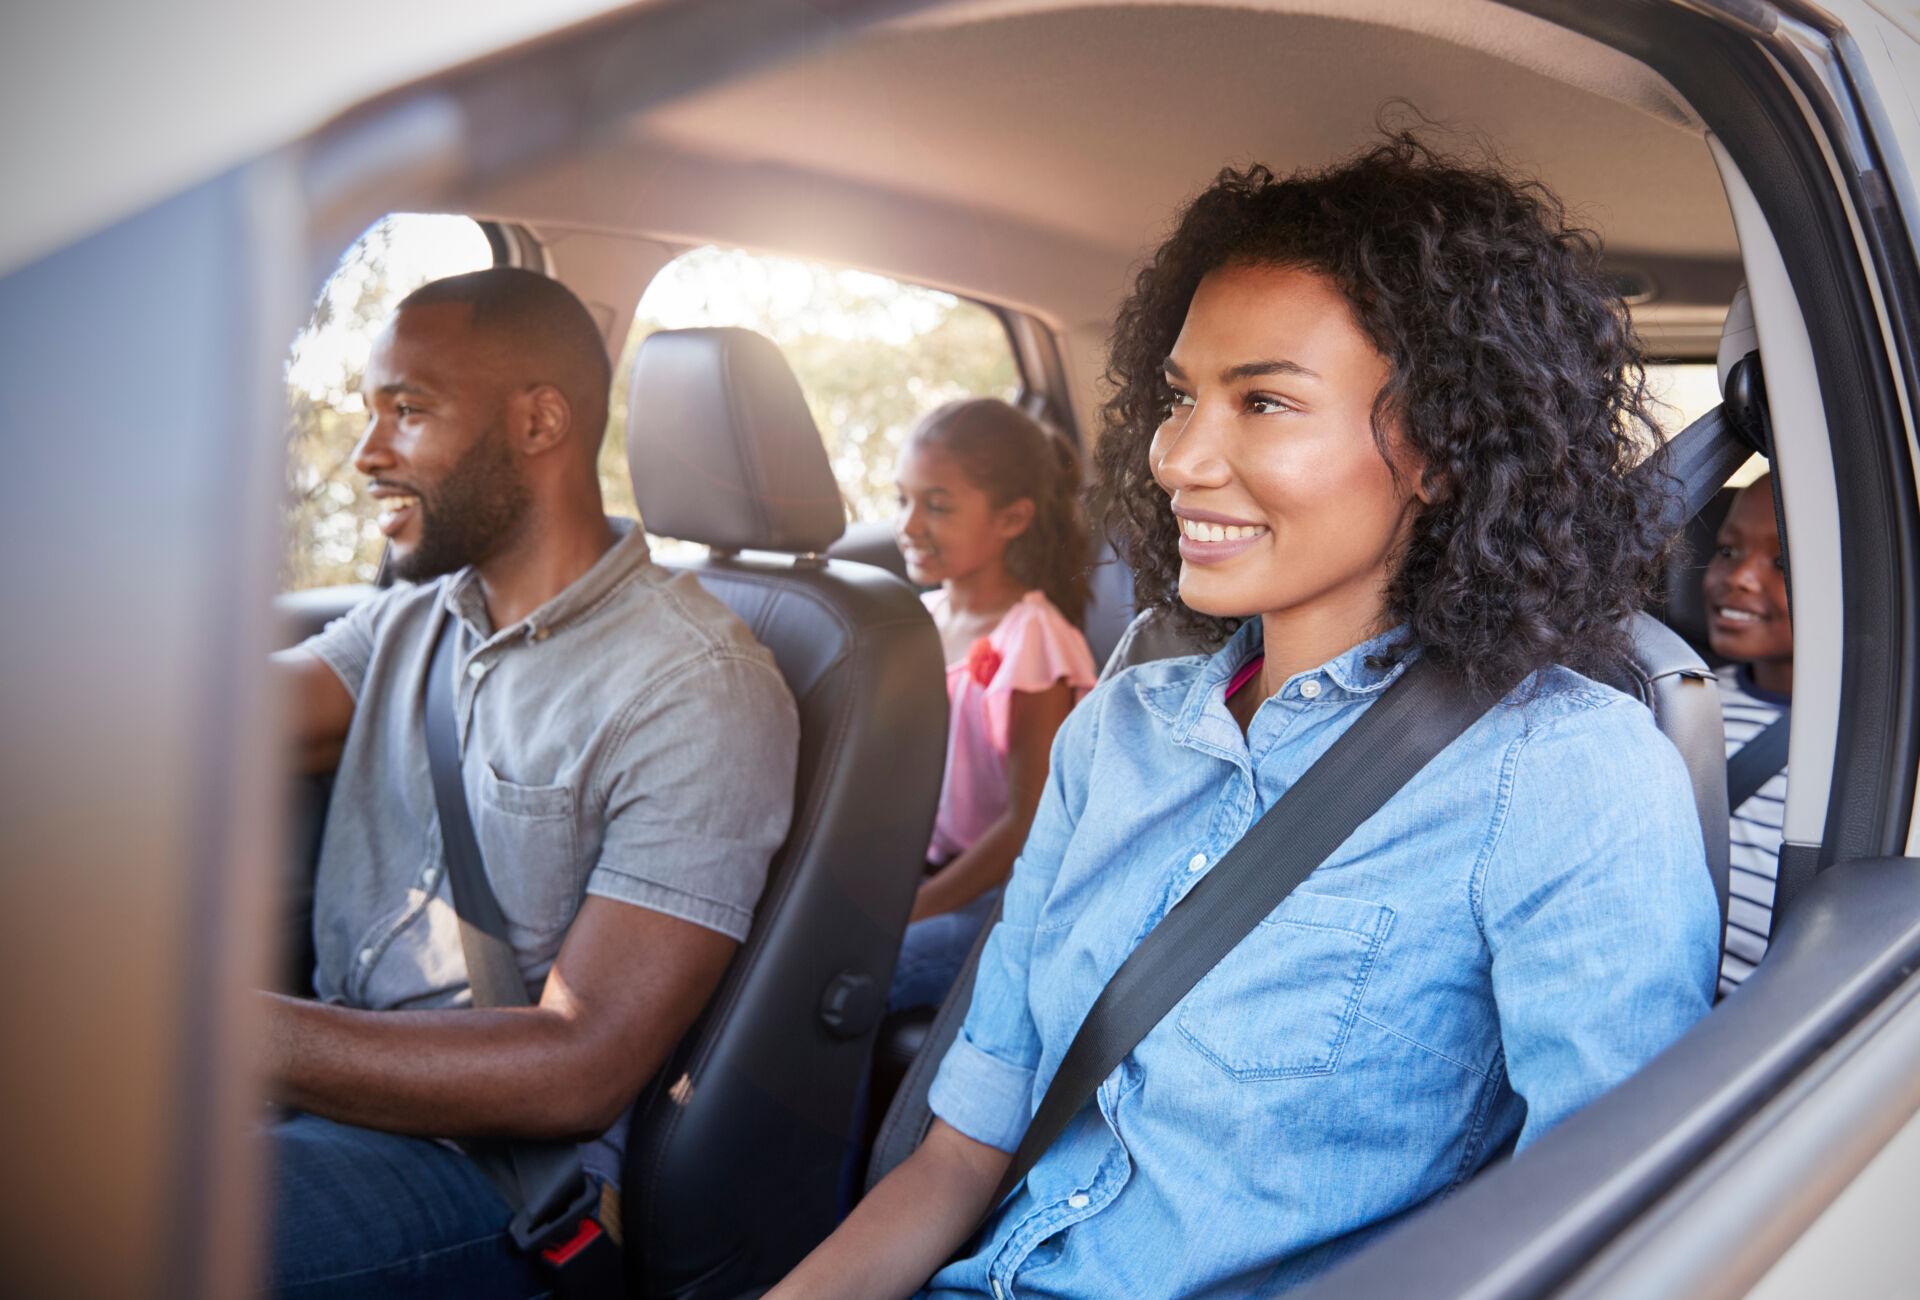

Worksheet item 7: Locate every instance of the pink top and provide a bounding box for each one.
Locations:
[924,589,1099,862]
[1225,654,1265,699]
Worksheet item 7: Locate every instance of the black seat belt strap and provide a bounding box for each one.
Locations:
[1726,712,1791,812]
[424,611,622,1298]
[1657,405,1760,539]
[425,616,531,1011]
[987,656,1499,1209]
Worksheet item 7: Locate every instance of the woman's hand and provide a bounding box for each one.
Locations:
[767,1119,1011,1300]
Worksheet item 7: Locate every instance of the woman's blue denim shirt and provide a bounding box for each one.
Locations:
[924,621,1719,1299]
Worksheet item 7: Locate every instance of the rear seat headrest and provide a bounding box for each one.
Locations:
[1716,283,1757,395]
[626,326,847,554]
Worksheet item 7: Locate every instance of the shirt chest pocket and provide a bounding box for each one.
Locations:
[1176,891,1395,1081]
[473,765,581,939]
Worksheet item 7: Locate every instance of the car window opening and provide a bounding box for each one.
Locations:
[604,246,1022,557]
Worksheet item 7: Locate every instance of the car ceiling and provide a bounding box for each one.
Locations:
[646,2,1735,261]
[464,0,1743,385]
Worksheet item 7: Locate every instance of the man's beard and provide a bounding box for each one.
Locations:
[389,422,533,583]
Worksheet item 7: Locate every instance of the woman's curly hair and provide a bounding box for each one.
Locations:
[1092,131,1677,698]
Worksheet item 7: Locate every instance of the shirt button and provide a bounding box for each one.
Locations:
[422,866,439,888]
[1188,854,1206,872]
[467,660,489,681]
[1300,678,1322,699]
[991,1280,1004,1300]
[358,947,374,966]
[1067,1193,1090,1209]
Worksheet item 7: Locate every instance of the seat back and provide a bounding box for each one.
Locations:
[621,327,947,1297]
[1595,612,1731,923]
[826,518,911,580]
[1080,535,1138,669]
[868,608,1730,1189]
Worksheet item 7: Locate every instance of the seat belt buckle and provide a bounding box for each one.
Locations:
[510,1179,623,1297]
[508,1176,602,1255]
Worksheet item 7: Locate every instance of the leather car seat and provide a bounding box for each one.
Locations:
[620,326,948,1297]
[1079,535,1138,669]
[826,518,911,580]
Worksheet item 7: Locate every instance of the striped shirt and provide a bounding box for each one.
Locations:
[1719,666,1791,996]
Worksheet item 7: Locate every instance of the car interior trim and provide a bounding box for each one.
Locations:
[893,0,1706,128]
[1707,133,1844,854]
[1740,1015,1920,1295]
[1759,41,1920,498]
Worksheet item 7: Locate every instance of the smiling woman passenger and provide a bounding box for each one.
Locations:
[771,134,1721,1300]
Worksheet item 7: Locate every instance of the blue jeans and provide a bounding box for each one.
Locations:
[266,1113,550,1299]
[887,887,1001,1012]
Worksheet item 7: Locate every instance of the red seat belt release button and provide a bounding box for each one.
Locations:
[541,1216,603,1267]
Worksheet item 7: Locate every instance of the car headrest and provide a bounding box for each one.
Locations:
[626,327,847,554]
[1717,283,1757,394]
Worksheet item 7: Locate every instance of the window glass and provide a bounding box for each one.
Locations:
[602,246,1021,532]
[282,214,495,590]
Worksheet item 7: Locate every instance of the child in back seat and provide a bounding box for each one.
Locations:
[888,398,1098,1012]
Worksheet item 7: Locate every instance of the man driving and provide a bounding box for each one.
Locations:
[264,268,799,1298]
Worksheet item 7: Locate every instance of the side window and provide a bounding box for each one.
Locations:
[601,246,1021,532]
[282,214,494,591]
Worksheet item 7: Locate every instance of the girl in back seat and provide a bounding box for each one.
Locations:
[887,398,1098,1013]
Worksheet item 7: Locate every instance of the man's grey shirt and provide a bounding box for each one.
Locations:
[300,520,798,1176]
[305,518,794,1175]
[304,519,797,1002]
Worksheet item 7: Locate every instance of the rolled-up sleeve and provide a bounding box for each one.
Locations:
[299,587,396,701]
[586,650,799,942]
[929,687,1100,1152]
[1478,697,1720,1150]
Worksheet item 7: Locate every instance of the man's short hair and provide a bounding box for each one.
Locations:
[398,267,613,443]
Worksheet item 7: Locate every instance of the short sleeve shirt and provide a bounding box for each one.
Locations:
[301,518,798,1012]
[924,590,1098,861]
